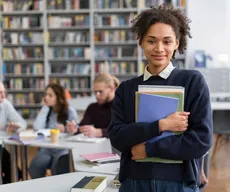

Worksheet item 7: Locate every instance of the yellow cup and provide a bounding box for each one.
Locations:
[50,129,60,143]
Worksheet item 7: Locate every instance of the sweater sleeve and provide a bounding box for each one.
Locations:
[108,81,161,152]
[33,105,50,131]
[79,104,92,126]
[5,99,27,131]
[68,107,79,124]
[145,72,213,160]
[102,129,108,137]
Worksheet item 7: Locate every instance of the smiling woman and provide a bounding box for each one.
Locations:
[131,5,191,75]
[108,4,213,192]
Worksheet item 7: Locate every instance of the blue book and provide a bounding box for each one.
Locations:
[137,93,179,144]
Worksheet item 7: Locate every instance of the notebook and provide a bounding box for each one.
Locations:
[65,133,107,143]
[135,85,185,164]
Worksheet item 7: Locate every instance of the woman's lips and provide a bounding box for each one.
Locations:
[151,55,166,60]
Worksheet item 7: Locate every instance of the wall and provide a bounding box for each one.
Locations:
[186,0,229,68]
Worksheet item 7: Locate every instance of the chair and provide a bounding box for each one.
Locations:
[211,110,230,159]
[51,152,74,175]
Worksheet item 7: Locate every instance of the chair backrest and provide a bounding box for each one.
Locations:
[213,110,230,133]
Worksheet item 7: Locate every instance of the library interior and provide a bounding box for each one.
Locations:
[0,0,230,192]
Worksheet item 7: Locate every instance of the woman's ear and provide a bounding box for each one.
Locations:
[139,39,143,48]
[175,39,179,50]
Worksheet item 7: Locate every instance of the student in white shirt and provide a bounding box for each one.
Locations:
[0,81,27,183]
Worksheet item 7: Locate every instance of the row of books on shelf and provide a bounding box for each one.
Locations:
[3,30,135,44]
[1,0,185,13]
[47,0,89,10]
[94,13,136,27]
[3,16,42,29]
[3,47,43,60]
[2,0,43,12]
[7,92,43,105]
[48,15,90,28]
[3,32,43,44]
[95,46,137,58]
[139,0,186,8]
[49,47,90,59]
[94,0,136,9]
[2,62,150,77]
[95,61,137,74]
[3,63,44,75]
[5,78,45,90]
[17,108,40,119]
[50,47,137,59]
[48,31,90,43]
[94,30,135,42]
[50,77,90,89]
[3,31,135,44]
[51,63,90,74]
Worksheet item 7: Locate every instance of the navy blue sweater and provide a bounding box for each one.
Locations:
[107,68,213,185]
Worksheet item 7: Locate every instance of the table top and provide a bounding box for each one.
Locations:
[0,172,119,192]
[3,133,111,151]
[73,156,119,175]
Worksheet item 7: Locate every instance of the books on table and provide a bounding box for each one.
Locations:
[70,176,107,192]
[37,129,51,137]
[19,131,38,140]
[80,152,120,166]
[135,85,185,164]
[112,174,120,188]
[9,131,44,144]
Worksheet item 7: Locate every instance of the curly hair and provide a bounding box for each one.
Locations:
[131,4,192,58]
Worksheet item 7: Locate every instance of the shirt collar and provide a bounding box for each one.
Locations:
[143,62,175,81]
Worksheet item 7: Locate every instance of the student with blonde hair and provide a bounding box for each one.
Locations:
[67,73,120,137]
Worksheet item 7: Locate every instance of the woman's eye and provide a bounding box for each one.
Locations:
[148,40,155,44]
[164,41,171,44]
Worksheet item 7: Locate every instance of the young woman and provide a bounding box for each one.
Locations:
[108,5,212,192]
[28,83,78,179]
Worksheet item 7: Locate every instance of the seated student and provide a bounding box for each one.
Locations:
[68,73,120,138]
[28,83,78,179]
[0,81,27,183]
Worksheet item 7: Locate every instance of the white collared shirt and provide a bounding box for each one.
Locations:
[143,62,175,81]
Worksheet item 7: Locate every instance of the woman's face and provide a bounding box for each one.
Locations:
[44,87,57,107]
[140,22,179,69]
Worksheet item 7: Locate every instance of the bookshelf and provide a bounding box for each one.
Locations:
[0,0,186,122]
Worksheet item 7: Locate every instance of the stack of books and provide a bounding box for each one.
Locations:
[80,152,120,166]
[9,130,44,144]
[135,85,185,164]
[70,176,107,192]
